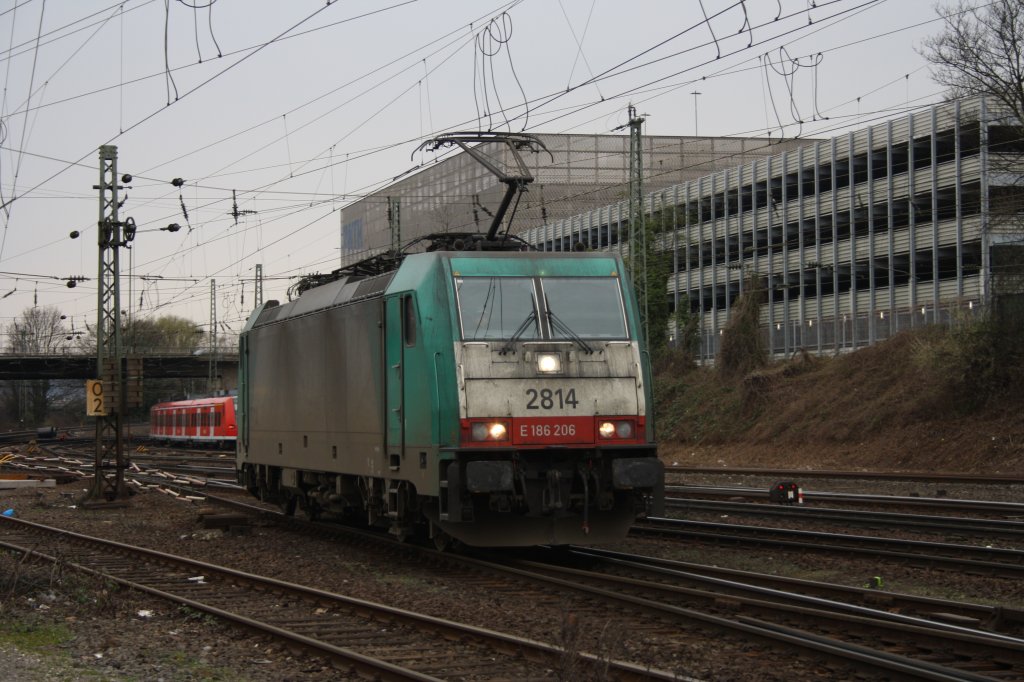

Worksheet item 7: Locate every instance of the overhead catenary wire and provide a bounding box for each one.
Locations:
[0,0,958,327]
[0,0,880,228]
[120,0,810,231]
[41,89,942,321]
[4,0,47,230]
[0,0,347,219]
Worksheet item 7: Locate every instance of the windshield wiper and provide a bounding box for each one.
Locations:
[547,310,594,354]
[500,309,537,354]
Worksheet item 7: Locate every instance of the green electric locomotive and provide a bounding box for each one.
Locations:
[236,247,663,547]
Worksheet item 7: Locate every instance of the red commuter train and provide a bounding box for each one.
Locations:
[149,396,238,447]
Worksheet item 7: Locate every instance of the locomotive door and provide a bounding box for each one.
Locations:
[384,295,405,468]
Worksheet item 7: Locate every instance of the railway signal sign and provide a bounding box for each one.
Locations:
[86,379,106,416]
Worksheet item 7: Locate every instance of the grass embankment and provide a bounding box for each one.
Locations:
[653,324,1024,473]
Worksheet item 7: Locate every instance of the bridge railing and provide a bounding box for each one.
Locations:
[0,348,240,358]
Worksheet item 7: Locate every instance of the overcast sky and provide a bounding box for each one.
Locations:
[0,0,952,340]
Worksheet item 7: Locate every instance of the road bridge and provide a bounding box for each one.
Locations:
[0,354,239,388]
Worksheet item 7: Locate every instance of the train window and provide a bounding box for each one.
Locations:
[454,276,538,341]
[541,278,628,339]
[403,295,417,346]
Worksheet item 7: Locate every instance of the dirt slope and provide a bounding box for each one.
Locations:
[654,328,1024,474]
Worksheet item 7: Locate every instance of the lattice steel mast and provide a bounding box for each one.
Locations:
[254,264,263,308]
[209,279,218,392]
[626,106,648,342]
[388,197,401,252]
[85,145,132,503]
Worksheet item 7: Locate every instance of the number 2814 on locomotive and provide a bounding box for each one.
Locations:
[236,250,664,547]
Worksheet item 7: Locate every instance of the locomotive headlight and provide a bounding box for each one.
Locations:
[536,352,562,374]
[598,419,635,440]
[470,420,509,442]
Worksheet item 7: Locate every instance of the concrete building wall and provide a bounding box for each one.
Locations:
[338,133,808,266]
[524,98,1024,360]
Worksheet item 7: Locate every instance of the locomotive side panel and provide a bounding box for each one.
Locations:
[380,256,461,497]
[244,298,386,476]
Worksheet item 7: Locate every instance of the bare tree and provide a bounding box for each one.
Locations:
[7,306,70,355]
[922,2,1024,388]
[1,306,70,428]
[921,0,1024,120]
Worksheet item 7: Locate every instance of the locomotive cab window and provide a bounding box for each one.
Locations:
[541,278,628,339]
[455,276,538,341]
[454,275,628,341]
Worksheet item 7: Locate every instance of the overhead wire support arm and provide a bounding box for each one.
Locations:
[228,189,257,226]
[416,131,552,240]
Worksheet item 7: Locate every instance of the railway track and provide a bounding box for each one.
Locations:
[11,443,1024,576]
[8,443,1024,677]
[635,516,1024,577]
[166,489,1024,680]
[667,497,1024,542]
[491,548,1024,679]
[666,466,1024,485]
[1,443,240,489]
[670,484,1024,516]
[563,546,1024,636]
[0,515,672,681]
